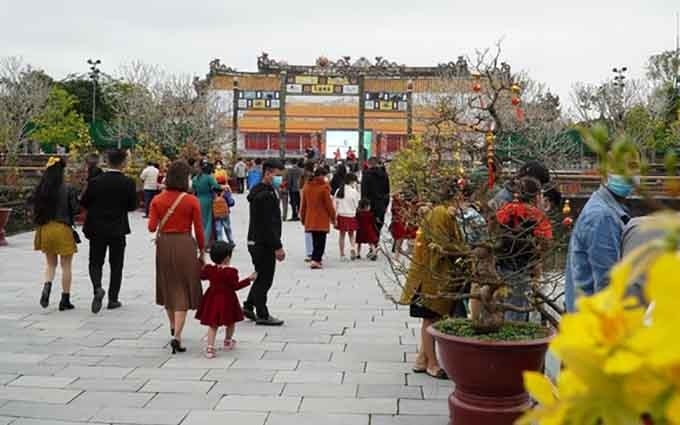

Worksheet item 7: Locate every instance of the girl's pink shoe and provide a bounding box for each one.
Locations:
[223,339,236,351]
[204,345,216,359]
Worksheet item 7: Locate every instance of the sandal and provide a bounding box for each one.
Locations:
[412,351,427,373]
[223,339,236,351]
[426,368,448,380]
[204,345,216,359]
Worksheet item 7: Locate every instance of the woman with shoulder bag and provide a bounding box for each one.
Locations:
[149,161,205,354]
[33,157,81,311]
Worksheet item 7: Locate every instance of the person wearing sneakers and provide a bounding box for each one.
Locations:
[244,159,286,326]
[300,167,336,269]
[81,149,138,314]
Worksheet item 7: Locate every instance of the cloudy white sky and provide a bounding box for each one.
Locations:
[1,1,677,108]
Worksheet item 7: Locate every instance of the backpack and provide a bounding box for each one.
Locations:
[213,196,229,219]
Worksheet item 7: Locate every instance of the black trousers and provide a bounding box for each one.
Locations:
[311,231,328,263]
[246,245,276,319]
[371,200,388,233]
[143,190,158,217]
[88,235,126,302]
[237,177,245,193]
[289,191,300,219]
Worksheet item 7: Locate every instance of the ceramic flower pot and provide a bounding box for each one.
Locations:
[429,325,553,425]
[0,208,12,246]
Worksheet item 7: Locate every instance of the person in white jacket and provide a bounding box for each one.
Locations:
[334,173,361,261]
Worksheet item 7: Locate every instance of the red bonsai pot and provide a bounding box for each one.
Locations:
[0,208,12,246]
[428,324,553,425]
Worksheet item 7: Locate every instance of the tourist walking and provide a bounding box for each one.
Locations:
[140,161,160,218]
[565,169,638,312]
[286,159,302,221]
[279,168,290,221]
[361,157,390,234]
[356,199,380,260]
[196,241,257,358]
[33,157,80,311]
[192,160,222,250]
[245,159,286,326]
[148,160,205,354]
[213,187,235,245]
[334,173,360,261]
[233,158,247,193]
[81,149,138,314]
[247,158,263,190]
[300,161,316,261]
[213,160,228,185]
[300,167,336,269]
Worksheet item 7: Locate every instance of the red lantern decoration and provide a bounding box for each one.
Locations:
[511,97,521,106]
[562,216,574,228]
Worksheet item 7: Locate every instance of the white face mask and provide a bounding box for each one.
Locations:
[188,178,193,190]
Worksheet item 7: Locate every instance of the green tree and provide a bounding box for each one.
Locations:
[58,78,113,125]
[31,86,91,153]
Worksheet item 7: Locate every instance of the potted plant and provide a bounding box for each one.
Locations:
[387,45,573,425]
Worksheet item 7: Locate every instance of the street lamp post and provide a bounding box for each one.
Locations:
[232,77,239,161]
[612,66,627,128]
[87,59,101,129]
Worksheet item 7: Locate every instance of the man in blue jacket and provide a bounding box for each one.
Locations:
[564,173,638,311]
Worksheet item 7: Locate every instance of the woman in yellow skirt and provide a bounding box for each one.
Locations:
[33,157,80,311]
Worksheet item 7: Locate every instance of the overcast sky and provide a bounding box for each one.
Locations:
[1,0,677,109]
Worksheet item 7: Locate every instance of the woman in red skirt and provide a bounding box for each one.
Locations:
[333,173,361,261]
[356,199,380,260]
[390,191,419,260]
[196,241,257,358]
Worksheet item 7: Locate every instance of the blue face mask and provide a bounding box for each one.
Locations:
[272,175,283,189]
[607,174,636,198]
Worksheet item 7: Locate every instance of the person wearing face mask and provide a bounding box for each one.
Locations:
[564,166,639,312]
[244,159,286,326]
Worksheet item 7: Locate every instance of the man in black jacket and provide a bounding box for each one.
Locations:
[286,159,303,221]
[244,159,286,326]
[361,156,391,234]
[81,149,138,314]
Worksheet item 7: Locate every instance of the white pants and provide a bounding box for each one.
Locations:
[304,232,313,257]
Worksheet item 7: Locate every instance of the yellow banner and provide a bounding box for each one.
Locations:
[312,84,335,94]
[327,77,349,85]
[380,101,394,110]
[295,75,318,85]
[253,99,267,109]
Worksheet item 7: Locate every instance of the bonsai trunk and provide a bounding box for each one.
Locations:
[469,283,504,333]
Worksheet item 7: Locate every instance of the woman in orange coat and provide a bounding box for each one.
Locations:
[300,167,336,269]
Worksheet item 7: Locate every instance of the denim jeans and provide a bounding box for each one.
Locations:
[215,217,234,244]
[304,232,313,257]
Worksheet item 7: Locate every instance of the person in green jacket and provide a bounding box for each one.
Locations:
[192,160,222,249]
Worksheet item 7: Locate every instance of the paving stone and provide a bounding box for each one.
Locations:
[273,371,343,384]
[230,360,298,370]
[0,354,49,364]
[282,383,357,398]
[422,384,453,400]
[0,363,64,377]
[215,395,301,413]
[66,378,147,392]
[209,382,284,396]
[262,350,331,361]
[0,387,80,404]
[54,365,132,379]
[202,369,274,383]
[139,379,215,394]
[7,376,76,389]
[68,390,154,408]
[145,393,222,409]
[357,385,422,399]
[343,372,406,385]
[365,362,413,374]
[300,397,397,415]
[399,399,450,415]
[296,360,365,372]
[0,416,14,425]
[371,415,449,425]
[162,357,237,369]
[97,355,170,368]
[0,402,97,422]
[266,413,369,425]
[126,367,208,381]
[10,419,90,425]
[180,410,267,425]
[92,407,189,425]
[0,375,18,385]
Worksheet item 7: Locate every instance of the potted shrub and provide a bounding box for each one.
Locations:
[386,46,574,425]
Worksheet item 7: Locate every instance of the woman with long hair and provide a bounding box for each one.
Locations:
[334,173,360,261]
[149,160,205,354]
[33,157,80,311]
[330,162,347,195]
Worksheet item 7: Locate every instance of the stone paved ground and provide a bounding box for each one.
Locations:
[0,193,450,425]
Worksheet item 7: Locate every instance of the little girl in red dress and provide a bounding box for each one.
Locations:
[355,199,380,260]
[196,241,257,358]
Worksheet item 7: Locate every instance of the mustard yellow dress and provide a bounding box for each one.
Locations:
[34,221,77,256]
[399,205,467,318]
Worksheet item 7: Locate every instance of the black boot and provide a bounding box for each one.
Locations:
[91,287,105,314]
[40,282,52,308]
[59,293,74,311]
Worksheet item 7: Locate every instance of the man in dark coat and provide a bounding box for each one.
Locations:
[361,156,391,234]
[81,149,138,314]
[244,159,286,326]
[286,159,303,221]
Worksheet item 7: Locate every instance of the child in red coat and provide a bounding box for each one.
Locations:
[196,241,257,358]
[355,199,379,260]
